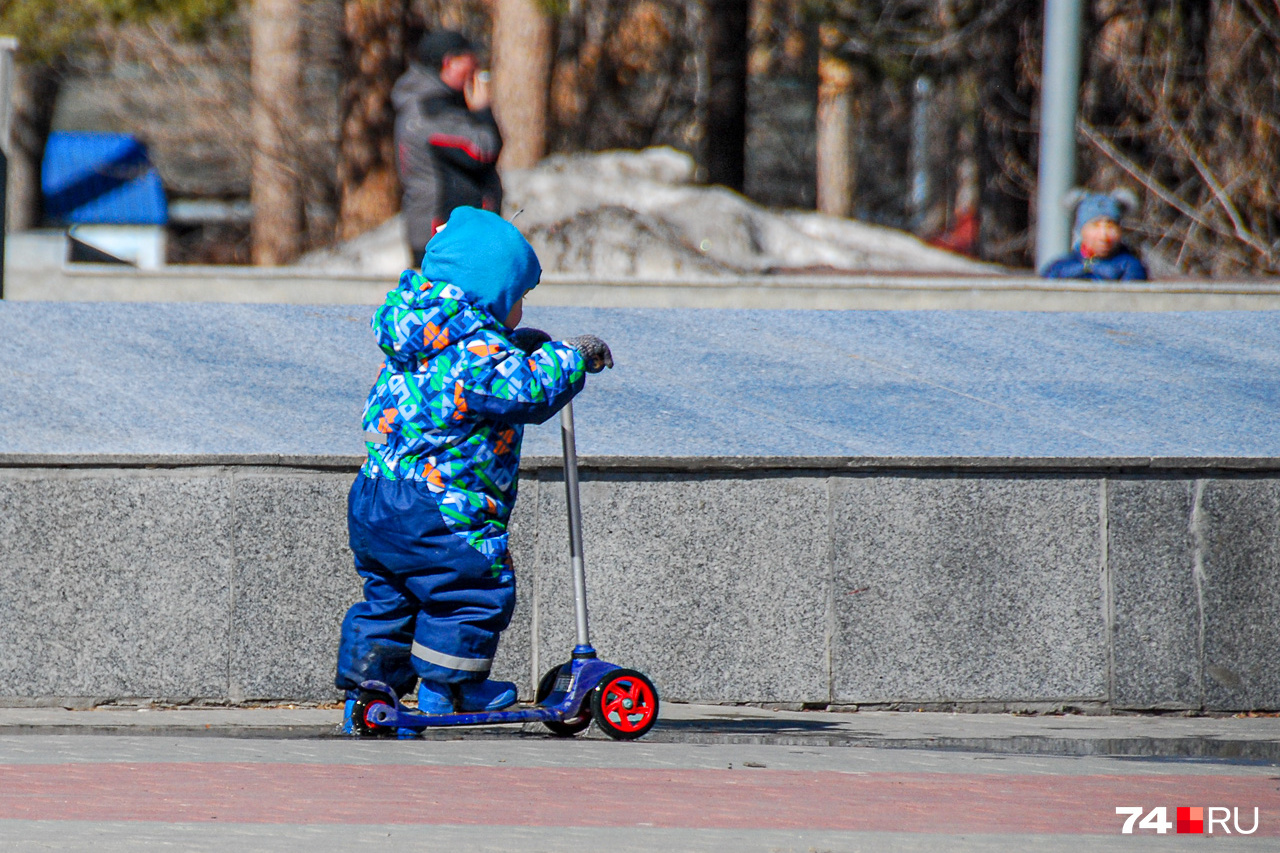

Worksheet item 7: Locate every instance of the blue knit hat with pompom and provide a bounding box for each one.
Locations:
[1065,188,1138,247]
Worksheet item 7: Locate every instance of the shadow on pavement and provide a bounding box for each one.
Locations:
[4,716,1278,765]
[647,717,1280,764]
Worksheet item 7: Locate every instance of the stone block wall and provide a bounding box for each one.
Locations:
[0,459,1276,711]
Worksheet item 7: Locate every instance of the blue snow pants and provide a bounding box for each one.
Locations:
[334,474,516,697]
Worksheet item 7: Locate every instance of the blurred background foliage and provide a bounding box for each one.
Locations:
[0,0,237,62]
[3,0,1278,275]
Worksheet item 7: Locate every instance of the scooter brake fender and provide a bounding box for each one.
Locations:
[536,658,620,718]
[357,679,399,705]
[565,658,620,706]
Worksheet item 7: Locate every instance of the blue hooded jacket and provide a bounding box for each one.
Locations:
[1041,246,1148,281]
[359,207,586,570]
[420,206,538,322]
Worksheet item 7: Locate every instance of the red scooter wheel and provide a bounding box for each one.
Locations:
[352,691,395,737]
[591,669,659,740]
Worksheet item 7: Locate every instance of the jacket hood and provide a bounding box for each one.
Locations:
[390,63,454,111]
[420,206,540,323]
[375,274,484,372]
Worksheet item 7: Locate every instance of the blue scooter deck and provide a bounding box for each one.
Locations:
[358,657,619,731]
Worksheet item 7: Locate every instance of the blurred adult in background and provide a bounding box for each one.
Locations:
[394,31,504,267]
[1041,189,1148,281]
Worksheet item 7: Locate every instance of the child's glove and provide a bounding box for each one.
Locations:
[565,335,614,373]
[508,327,552,354]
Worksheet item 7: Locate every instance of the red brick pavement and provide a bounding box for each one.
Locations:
[0,763,1274,834]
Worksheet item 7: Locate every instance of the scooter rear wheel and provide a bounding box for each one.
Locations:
[591,668,659,740]
[352,691,395,738]
[536,663,592,737]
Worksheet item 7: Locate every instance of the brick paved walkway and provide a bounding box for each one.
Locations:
[1,760,1275,836]
[0,732,1276,850]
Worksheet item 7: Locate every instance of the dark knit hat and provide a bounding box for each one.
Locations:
[416,30,476,69]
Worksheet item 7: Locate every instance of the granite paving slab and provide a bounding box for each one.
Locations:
[0,472,234,699]
[830,475,1108,704]
[1198,478,1280,710]
[227,473,361,701]
[1107,478,1203,709]
[533,473,832,703]
[1,302,1277,460]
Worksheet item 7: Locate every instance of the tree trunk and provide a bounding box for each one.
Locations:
[702,0,748,190]
[250,0,304,265]
[977,0,1037,265]
[816,46,854,217]
[337,0,409,242]
[492,0,553,171]
[7,63,59,231]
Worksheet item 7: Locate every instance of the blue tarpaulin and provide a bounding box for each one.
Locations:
[41,132,167,225]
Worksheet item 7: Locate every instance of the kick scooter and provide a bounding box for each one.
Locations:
[350,401,660,740]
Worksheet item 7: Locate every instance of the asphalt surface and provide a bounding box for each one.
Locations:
[2,702,1280,761]
[0,703,1276,851]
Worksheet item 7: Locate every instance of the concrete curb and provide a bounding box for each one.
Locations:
[7,264,1280,310]
[3,453,1280,472]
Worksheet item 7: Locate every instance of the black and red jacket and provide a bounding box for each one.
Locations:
[392,64,504,260]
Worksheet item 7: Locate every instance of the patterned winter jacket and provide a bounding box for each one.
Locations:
[359,210,586,573]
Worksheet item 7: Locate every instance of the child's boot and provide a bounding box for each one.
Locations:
[340,698,356,734]
[457,679,518,712]
[417,680,456,714]
[418,678,518,713]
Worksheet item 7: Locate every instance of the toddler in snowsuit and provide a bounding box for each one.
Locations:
[1041,188,1148,281]
[336,207,612,726]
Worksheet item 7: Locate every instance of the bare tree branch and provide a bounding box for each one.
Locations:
[1079,120,1235,245]
[1170,130,1272,260]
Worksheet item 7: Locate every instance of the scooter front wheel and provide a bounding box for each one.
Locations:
[591,668,659,740]
[536,662,592,737]
[352,691,396,737]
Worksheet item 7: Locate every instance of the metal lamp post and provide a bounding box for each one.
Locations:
[1035,0,1083,272]
[0,36,17,299]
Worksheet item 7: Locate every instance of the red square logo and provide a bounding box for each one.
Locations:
[1177,807,1204,834]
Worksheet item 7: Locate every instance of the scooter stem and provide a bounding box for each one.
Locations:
[560,402,592,650]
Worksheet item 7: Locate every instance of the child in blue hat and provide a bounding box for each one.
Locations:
[1041,188,1148,280]
[335,206,613,730]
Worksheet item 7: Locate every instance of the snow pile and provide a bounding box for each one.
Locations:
[298,147,1000,277]
[509,147,999,277]
[295,215,414,275]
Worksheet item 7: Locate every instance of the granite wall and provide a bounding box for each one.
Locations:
[1,460,1276,711]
